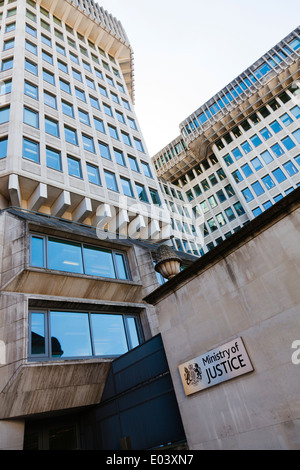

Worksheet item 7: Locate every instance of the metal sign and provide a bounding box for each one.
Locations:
[178,337,253,396]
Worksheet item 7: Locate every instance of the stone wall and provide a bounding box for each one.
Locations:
[146,197,300,449]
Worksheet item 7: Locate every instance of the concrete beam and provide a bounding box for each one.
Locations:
[28,183,47,212]
[72,197,92,223]
[8,174,21,208]
[51,191,71,218]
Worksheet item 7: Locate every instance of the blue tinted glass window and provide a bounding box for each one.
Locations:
[254,63,271,79]
[260,127,272,140]
[83,245,116,278]
[30,236,44,267]
[251,181,265,196]
[48,238,83,273]
[197,113,207,124]
[114,148,126,166]
[120,177,134,197]
[45,117,59,136]
[232,170,243,183]
[289,38,300,50]
[224,207,236,221]
[43,69,55,84]
[2,57,14,71]
[67,156,82,178]
[60,79,71,93]
[280,113,293,126]
[128,155,139,172]
[62,101,74,117]
[65,126,78,145]
[252,207,262,217]
[263,200,272,210]
[233,201,245,216]
[283,160,298,176]
[269,120,282,133]
[216,189,226,203]
[242,187,254,202]
[241,141,252,154]
[223,154,233,166]
[30,312,46,355]
[0,106,10,124]
[23,107,38,127]
[135,183,149,202]
[272,168,287,183]
[82,134,95,152]
[104,170,118,191]
[290,106,300,119]
[250,134,262,147]
[292,129,300,143]
[232,147,243,160]
[281,136,295,151]
[94,117,105,133]
[87,163,101,185]
[91,314,128,356]
[271,143,284,157]
[0,136,8,159]
[241,163,253,177]
[134,138,144,152]
[50,311,91,358]
[261,174,275,190]
[274,194,283,202]
[99,141,111,160]
[251,157,263,171]
[260,150,274,165]
[46,147,61,171]
[23,138,39,162]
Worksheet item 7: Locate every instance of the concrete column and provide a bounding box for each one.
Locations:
[0,420,25,450]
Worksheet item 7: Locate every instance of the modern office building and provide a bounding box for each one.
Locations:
[0,0,299,451]
[153,27,300,256]
[0,0,192,450]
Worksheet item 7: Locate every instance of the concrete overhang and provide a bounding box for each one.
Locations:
[0,360,111,419]
[1,268,143,303]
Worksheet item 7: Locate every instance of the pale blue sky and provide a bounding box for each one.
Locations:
[97,0,299,156]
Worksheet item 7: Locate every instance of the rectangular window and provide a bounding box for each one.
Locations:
[128,155,139,172]
[67,155,82,178]
[250,134,262,147]
[64,126,78,145]
[232,147,243,160]
[24,81,38,99]
[0,105,10,124]
[99,141,111,160]
[281,136,295,151]
[259,127,272,140]
[251,156,263,171]
[280,113,293,126]
[271,143,284,157]
[121,132,132,147]
[261,174,275,190]
[224,207,236,222]
[46,147,61,171]
[232,169,243,183]
[93,117,105,133]
[62,100,74,118]
[283,160,298,176]
[242,187,254,203]
[108,124,119,140]
[251,180,265,196]
[44,90,57,109]
[104,170,118,192]
[23,137,39,162]
[269,120,282,133]
[233,201,245,216]
[42,49,53,64]
[23,107,38,128]
[260,150,274,165]
[241,163,253,177]
[60,79,71,94]
[82,134,95,153]
[75,87,86,102]
[78,109,90,125]
[89,95,99,109]
[114,148,125,166]
[135,183,148,202]
[0,136,8,159]
[141,161,152,178]
[43,69,55,84]
[272,167,287,183]
[223,154,234,166]
[149,188,161,206]
[134,137,144,152]
[87,163,101,185]
[29,310,139,359]
[241,141,252,154]
[2,57,14,71]
[45,116,59,137]
[120,176,134,197]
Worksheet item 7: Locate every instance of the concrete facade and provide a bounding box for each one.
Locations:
[145,188,300,450]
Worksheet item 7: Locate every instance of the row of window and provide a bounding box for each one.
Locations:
[20,102,144,153]
[241,157,300,204]
[30,234,130,279]
[183,49,299,136]
[24,3,121,73]
[223,116,300,167]
[29,309,142,360]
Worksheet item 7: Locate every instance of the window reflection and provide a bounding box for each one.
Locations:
[29,310,142,359]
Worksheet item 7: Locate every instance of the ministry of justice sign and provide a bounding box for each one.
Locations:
[178,337,253,396]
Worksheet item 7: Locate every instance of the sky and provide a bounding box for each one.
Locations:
[97,0,299,157]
